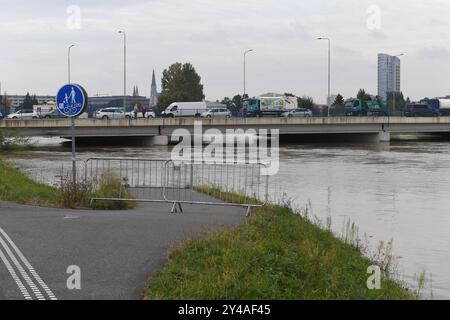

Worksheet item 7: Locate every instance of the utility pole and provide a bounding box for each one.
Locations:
[244,49,253,98]
[317,37,331,117]
[118,31,127,111]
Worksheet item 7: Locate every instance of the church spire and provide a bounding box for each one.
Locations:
[152,69,156,87]
[150,69,159,107]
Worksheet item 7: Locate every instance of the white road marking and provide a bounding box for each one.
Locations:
[0,233,45,300]
[64,215,79,220]
[0,247,32,300]
[0,227,57,300]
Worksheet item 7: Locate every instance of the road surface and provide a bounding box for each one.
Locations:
[0,200,245,300]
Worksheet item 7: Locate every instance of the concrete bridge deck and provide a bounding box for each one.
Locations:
[2,117,450,144]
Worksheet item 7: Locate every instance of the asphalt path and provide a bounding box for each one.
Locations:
[0,199,245,300]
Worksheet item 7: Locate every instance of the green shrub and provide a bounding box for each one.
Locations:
[58,177,94,209]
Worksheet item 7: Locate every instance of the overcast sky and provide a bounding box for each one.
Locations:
[1,0,450,103]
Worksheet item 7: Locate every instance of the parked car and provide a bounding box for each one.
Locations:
[42,109,66,119]
[201,108,232,119]
[125,110,156,119]
[95,107,126,120]
[404,104,439,117]
[281,108,313,118]
[7,109,40,119]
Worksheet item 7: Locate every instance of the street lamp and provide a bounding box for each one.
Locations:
[317,37,331,117]
[118,31,127,111]
[67,44,76,184]
[244,49,254,98]
[68,44,75,84]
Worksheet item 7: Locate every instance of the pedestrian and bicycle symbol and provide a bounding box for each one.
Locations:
[56,84,88,118]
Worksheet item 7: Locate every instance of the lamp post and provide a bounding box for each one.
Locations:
[317,37,331,117]
[118,31,127,111]
[244,49,253,98]
[68,44,76,184]
[68,45,75,83]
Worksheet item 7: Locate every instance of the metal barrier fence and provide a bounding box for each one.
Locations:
[85,158,168,203]
[86,157,269,214]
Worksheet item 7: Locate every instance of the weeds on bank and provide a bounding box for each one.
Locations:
[59,177,94,208]
[90,172,137,210]
[58,171,137,210]
[273,192,432,299]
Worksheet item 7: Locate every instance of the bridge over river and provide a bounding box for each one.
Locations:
[2,117,450,145]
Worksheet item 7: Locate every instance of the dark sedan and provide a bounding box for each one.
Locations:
[42,109,66,119]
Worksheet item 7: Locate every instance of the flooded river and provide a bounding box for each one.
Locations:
[5,136,450,299]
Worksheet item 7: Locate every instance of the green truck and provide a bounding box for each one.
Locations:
[243,95,298,117]
[344,98,387,116]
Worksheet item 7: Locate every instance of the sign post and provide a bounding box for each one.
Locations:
[56,84,88,184]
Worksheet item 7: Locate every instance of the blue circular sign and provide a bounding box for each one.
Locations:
[56,84,88,118]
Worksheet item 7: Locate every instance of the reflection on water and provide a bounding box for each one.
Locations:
[6,137,450,298]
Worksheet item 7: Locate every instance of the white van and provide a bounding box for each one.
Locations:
[161,102,207,118]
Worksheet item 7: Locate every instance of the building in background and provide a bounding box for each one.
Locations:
[88,95,150,112]
[378,53,401,101]
[132,85,140,97]
[149,69,160,107]
[8,95,54,111]
[205,101,227,109]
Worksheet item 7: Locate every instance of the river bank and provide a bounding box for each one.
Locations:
[146,199,414,300]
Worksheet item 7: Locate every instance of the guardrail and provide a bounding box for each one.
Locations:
[85,157,269,215]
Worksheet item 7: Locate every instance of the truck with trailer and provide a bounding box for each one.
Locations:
[243,94,298,117]
[427,98,450,116]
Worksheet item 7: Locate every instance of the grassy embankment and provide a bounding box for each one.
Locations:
[146,188,414,300]
[0,160,61,207]
[0,159,135,210]
[1,129,134,209]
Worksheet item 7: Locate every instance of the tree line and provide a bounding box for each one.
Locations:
[0,92,40,111]
[154,62,414,112]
